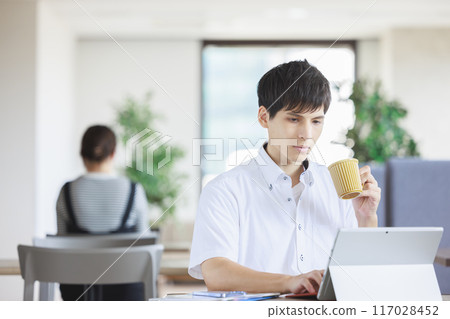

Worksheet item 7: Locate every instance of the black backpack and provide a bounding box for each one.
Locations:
[59,181,144,301]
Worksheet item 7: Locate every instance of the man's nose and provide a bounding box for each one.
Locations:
[297,122,313,140]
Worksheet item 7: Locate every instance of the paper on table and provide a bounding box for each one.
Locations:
[153,292,280,301]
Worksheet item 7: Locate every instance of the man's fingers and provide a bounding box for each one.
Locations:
[295,270,326,294]
[360,185,381,199]
[359,165,371,175]
[363,182,380,192]
[359,165,379,187]
[310,271,323,285]
[303,270,324,292]
[300,278,316,293]
[360,171,378,187]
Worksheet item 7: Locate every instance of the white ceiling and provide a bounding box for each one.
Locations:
[48,0,450,40]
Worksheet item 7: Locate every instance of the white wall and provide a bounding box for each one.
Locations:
[36,0,76,237]
[356,39,381,81]
[0,0,38,301]
[76,39,201,222]
[357,33,450,160]
[0,0,76,300]
[381,28,450,159]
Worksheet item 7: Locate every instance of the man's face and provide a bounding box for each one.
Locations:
[258,105,325,165]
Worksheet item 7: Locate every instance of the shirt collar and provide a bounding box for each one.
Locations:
[83,171,117,179]
[255,143,314,188]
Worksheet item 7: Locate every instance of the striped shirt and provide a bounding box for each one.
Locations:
[56,173,148,234]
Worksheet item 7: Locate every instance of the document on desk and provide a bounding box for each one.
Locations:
[193,291,246,298]
[155,292,280,301]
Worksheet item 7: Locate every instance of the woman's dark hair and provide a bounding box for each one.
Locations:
[257,59,331,119]
[80,125,116,162]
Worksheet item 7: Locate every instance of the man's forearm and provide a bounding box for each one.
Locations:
[201,257,291,293]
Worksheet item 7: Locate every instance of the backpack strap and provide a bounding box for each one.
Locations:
[62,182,88,233]
[112,182,137,233]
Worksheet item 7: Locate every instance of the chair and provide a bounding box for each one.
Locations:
[33,232,158,249]
[17,244,163,301]
[386,158,450,293]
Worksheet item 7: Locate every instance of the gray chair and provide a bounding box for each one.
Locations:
[17,244,163,301]
[33,232,158,249]
[386,158,450,293]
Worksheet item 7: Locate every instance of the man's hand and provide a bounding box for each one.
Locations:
[352,165,381,227]
[285,270,324,294]
[202,257,325,294]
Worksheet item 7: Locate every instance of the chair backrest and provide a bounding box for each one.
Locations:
[33,232,158,249]
[386,158,450,236]
[386,157,450,294]
[17,244,163,301]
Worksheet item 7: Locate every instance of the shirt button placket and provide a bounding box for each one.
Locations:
[296,217,305,270]
[296,220,304,270]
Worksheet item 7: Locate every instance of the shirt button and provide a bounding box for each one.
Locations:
[283,176,288,181]
[288,198,292,202]
[298,224,302,231]
[300,254,304,261]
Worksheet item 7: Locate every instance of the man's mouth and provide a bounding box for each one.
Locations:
[293,145,310,153]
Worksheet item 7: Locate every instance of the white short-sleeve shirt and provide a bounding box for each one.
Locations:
[188,144,358,280]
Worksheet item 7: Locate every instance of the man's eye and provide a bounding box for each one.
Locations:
[313,120,322,125]
[289,118,298,122]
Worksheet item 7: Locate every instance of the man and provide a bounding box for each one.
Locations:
[188,60,381,294]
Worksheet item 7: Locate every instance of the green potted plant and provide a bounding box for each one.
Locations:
[342,80,420,163]
[114,92,186,229]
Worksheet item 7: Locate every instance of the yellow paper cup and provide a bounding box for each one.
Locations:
[328,159,362,200]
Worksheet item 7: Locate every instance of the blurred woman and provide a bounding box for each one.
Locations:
[56,125,149,300]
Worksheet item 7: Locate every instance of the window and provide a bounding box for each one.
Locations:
[201,41,356,186]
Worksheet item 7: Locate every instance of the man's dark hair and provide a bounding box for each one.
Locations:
[80,125,116,162]
[257,60,331,119]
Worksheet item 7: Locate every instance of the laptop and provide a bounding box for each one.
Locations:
[316,227,443,301]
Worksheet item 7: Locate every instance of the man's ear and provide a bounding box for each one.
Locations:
[258,106,269,128]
